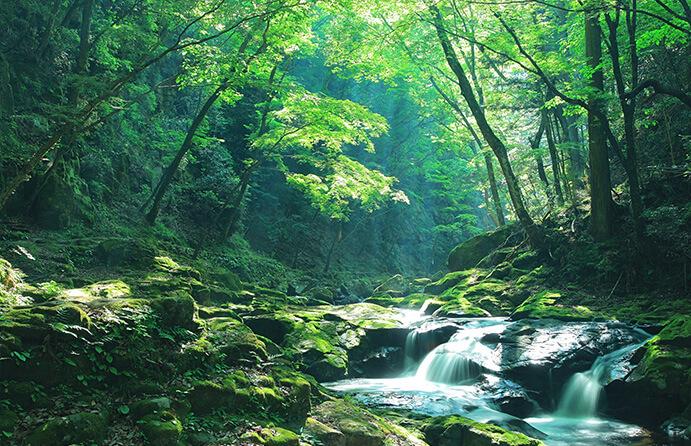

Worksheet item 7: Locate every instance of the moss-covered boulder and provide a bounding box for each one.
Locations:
[302,417,347,446]
[138,411,183,446]
[424,270,477,295]
[510,290,602,321]
[420,415,544,446]
[374,275,409,297]
[447,224,521,272]
[605,316,691,426]
[0,406,19,434]
[26,412,108,446]
[311,399,426,446]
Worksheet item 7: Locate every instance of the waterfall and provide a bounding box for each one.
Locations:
[414,319,507,384]
[557,343,644,418]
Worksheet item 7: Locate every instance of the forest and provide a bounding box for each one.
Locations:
[0,0,689,445]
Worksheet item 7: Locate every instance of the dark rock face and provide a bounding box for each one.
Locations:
[497,319,650,409]
[404,319,462,363]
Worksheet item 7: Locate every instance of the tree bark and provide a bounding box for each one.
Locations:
[430,5,541,246]
[145,83,228,224]
[585,10,614,240]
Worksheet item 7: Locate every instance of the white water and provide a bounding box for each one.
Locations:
[324,317,655,446]
[415,318,507,383]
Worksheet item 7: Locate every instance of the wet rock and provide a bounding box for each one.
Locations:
[604,316,690,426]
[350,346,405,378]
[405,319,461,362]
[498,319,651,408]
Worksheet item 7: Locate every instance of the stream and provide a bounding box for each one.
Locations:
[324,314,678,445]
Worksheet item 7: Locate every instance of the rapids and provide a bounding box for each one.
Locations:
[324,315,668,445]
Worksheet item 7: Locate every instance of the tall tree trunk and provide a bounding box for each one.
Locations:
[430,5,541,246]
[545,110,564,206]
[530,113,549,189]
[145,83,228,224]
[585,10,614,240]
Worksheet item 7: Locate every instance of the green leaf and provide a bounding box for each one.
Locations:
[118,405,130,415]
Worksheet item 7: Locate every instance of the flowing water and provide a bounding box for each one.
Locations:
[324,315,670,445]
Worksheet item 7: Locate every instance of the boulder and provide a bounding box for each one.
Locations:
[311,399,426,446]
[26,412,108,446]
[420,415,544,446]
[447,224,521,272]
[604,316,691,426]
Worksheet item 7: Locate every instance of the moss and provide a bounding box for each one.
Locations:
[424,270,477,295]
[138,412,183,446]
[421,415,543,446]
[83,280,131,298]
[26,412,108,446]
[399,293,435,309]
[129,397,173,420]
[636,316,691,402]
[364,295,404,307]
[510,290,603,321]
[0,406,18,433]
[447,224,521,271]
[259,427,300,446]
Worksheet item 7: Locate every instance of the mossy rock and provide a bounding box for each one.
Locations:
[206,317,268,362]
[259,427,300,446]
[187,380,236,414]
[510,290,601,321]
[636,316,691,404]
[0,406,18,434]
[129,397,173,420]
[364,295,404,307]
[95,238,157,269]
[26,412,108,446]
[447,224,521,272]
[434,297,491,318]
[149,293,197,330]
[210,269,242,291]
[424,270,477,295]
[302,417,346,446]
[138,412,183,446]
[398,293,435,309]
[421,415,544,446]
[311,399,423,446]
[374,274,409,296]
[82,280,131,298]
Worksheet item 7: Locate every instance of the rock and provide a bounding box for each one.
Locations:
[303,417,347,446]
[245,314,296,344]
[138,412,183,446]
[129,397,173,420]
[510,290,600,321]
[311,400,426,446]
[259,427,300,446]
[350,346,405,378]
[309,287,335,303]
[424,270,476,295]
[95,238,156,269]
[405,319,462,362]
[499,319,651,409]
[420,415,544,446]
[447,224,521,272]
[0,406,18,433]
[26,412,108,446]
[604,316,691,426]
[374,274,409,296]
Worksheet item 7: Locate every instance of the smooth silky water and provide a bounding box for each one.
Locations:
[324,315,664,446]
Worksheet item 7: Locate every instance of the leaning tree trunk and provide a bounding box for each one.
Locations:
[430,5,541,246]
[145,83,228,224]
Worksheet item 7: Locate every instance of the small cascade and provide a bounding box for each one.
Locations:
[557,342,645,418]
[414,318,507,384]
[416,343,484,383]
